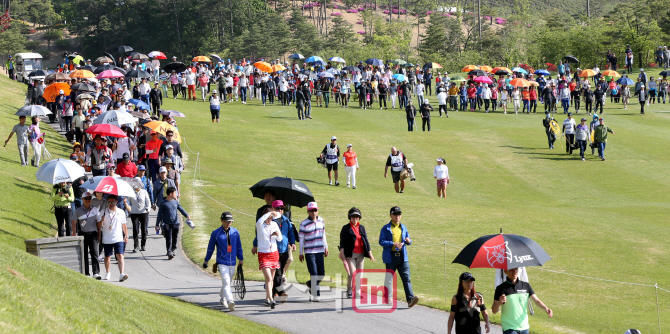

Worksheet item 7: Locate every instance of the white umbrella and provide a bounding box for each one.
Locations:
[82,176,136,198]
[92,109,136,127]
[16,105,52,117]
[35,158,85,184]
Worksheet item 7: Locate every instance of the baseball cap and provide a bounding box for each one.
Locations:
[165,144,173,150]
[390,206,402,215]
[424,98,429,104]
[122,152,130,161]
[347,143,352,147]
[567,112,572,116]
[307,202,318,211]
[348,207,362,218]
[331,136,337,140]
[640,68,645,71]
[581,118,587,121]
[221,211,234,221]
[59,89,64,94]
[106,163,115,169]
[459,272,476,282]
[69,153,78,161]
[212,90,217,94]
[137,164,146,171]
[82,191,93,198]
[159,166,167,173]
[272,200,284,208]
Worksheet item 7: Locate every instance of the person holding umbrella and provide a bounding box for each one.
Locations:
[96,194,129,282]
[87,135,113,176]
[447,272,491,334]
[492,267,553,333]
[339,207,374,299]
[379,206,419,308]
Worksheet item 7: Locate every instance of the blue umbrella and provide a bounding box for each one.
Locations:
[288,54,305,60]
[392,74,406,82]
[128,99,150,110]
[328,56,346,63]
[326,68,341,75]
[365,58,384,66]
[511,67,528,74]
[311,60,327,66]
[616,77,634,85]
[305,56,324,63]
[318,72,334,78]
[534,69,550,76]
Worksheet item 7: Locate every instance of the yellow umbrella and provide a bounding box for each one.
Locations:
[578,69,597,78]
[479,65,493,73]
[601,70,621,78]
[254,61,273,73]
[143,121,181,143]
[192,56,211,62]
[271,64,287,72]
[461,65,479,72]
[69,70,95,79]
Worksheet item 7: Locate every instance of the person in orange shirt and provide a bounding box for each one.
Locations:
[145,132,163,182]
[522,87,531,113]
[343,144,359,189]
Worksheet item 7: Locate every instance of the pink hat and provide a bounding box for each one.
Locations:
[307,202,318,210]
[271,200,284,208]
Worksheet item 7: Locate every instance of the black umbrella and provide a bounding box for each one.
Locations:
[125,70,152,79]
[563,55,579,63]
[164,62,188,73]
[452,233,551,270]
[249,177,314,208]
[28,70,47,77]
[468,69,487,77]
[494,70,510,76]
[70,83,96,92]
[342,65,360,72]
[104,52,117,66]
[660,71,670,77]
[81,65,97,72]
[127,52,139,58]
[115,46,134,53]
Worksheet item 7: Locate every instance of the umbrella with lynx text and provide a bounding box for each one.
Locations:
[452,234,551,270]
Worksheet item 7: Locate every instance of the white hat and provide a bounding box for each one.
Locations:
[159,166,167,173]
[347,143,352,147]
[59,89,64,94]
[212,90,217,93]
[424,98,429,104]
[82,191,94,198]
[331,136,337,140]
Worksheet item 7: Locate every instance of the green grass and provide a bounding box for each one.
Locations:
[177,67,670,333]
[0,74,280,334]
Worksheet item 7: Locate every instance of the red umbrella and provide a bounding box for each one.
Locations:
[96,70,125,79]
[148,51,167,60]
[83,176,135,197]
[85,124,127,138]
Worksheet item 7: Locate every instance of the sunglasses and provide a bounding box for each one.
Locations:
[83,197,92,200]
[308,209,318,212]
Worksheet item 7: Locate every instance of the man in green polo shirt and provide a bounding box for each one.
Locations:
[492,267,553,334]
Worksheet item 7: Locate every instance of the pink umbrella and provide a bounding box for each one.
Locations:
[96,70,125,79]
[474,76,493,84]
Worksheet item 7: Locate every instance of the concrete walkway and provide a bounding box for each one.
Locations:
[41,116,502,334]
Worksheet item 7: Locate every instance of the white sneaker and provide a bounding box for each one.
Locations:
[119,273,128,282]
[98,255,104,262]
[312,296,321,302]
[93,274,101,280]
[104,273,111,280]
[228,301,235,311]
[221,299,228,308]
[328,180,332,185]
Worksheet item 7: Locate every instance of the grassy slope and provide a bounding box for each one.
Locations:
[0,74,280,334]
[178,68,670,334]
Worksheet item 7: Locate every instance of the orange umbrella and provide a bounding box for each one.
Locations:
[271,64,287,72]
[254,61,273,73]
[461,65,479,72]
[601,70,621,78]
[509,78,531,88]
[492,67,512,74]
[192,56,211,62]
[69,70,95,78]
[479,65,493,73]
[143,121,181,143]
[42,83,71,103]
[578,69,597,78]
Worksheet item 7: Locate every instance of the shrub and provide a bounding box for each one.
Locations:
[36,49,51,60]
[25,41,41,50]
[55,38,70,49]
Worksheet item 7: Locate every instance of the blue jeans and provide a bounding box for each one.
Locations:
[562,98,570,113]
[261,92,267,104]
[597,142,606,158]
[416,94,424,106]
[385,257,414,303]
[407,117,415,131]
[523,99,530,112]
[141,94,150,104]
[306,100,312,117]
[240,87,247,102]
[305,253,325,297]
[503,330,529,334]
[546,132,556,148]
[576,139,587,158]
[460,96,467,111]
[148,158,160,182]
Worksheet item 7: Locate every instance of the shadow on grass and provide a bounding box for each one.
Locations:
[499,145,543,150]
[2,208,54,229]
[292,178,325,185]
[2,217,52,235]
[513,151,581,161]
[263,115,296,119]
[14,181,48,194]
[0,227,24,239]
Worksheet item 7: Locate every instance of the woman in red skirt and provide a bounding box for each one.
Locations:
[255,206,283,309]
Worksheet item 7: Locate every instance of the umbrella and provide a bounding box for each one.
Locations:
[94,56,114,64]
[305,56,324,63]
[148,51,167,60]
[93,64,126,75]
[401,63,415,67]
[423,62,443,69]
[143,121,181,143]
[46,72,70,81]
[326,68,340,75]
[35,158,86,184]
[96,70,125,79]
[192,55,211,62]
[317,71,334,78]
[115,46,134,53]
[511,67,527,74]
[160,109,185,118]
[392,74,406,82]
[563,55,579,63]
[85,124,127,138]
[93,110,136,127]
[328,57,346,63]
[342,66,360,72]
[660,70,670,77]
[81,65,97,72]
[69,70,95,79]
[450,76,466,82]
[125,70,152,79]
[311,60,328,66]
[43,83,71,103]
[129,53,149,61]
[271,64,287,72]
[254,61,273,73]
[616,77,634,85]
[364,58,384,66]
[16,105,52,117]
[131,111,150,119]
[75,93,95,101]
[494,70,510,76]
[491,67,512,73]
[510,78,531,87]
[578,69,597,78]
[453,233,551,270]
[70,83,96,92]
[28,70,47,77]
[529,81,540,87]
[119,177,143,189]
[390,59,407,65]
[163,62,188,73]
[479,65,493,72]
[601,70,621,78]
[474,76,493,84]
[68,54,85,65]
[534,69,550,76]
[209,54,222,62]
[468,69,487,77]
[249,177,315,208]
[128,99,151,110]
[461,65,479,72]
[83,176,135,198]
[288,54,305,60]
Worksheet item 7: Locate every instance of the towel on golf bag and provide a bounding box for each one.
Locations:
[400,162,416,181]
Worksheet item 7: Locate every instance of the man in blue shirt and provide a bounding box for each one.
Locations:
[137,165,153,203]
[155,187,190,259]
[203,211,243,311]
[379,206,419,308]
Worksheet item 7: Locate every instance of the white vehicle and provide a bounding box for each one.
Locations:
[13,53,44,83]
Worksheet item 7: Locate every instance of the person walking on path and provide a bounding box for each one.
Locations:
[128,178,151,252]
[73,191,101,279]
[638,85,647,115]
[384,147,408,193]
[209,90,221,123]
[299,202,329,302]
[405,99,417,131]
[575,118,591,161]
[96,194,129,282]
[51,182,74,237]
[256,205,283,309]
[203,211,244,312]
[155,187,190,259]
[145,132,163,182]
[343,144,359,189]
[339,207,375,299]
[562,112,577,154]
[420,98,433,131]
[152,166,177,209]
[379,206,419,308]
[447,272,491,334]
[149,83,163,116]
[594,118,614,161]
[4,116,30,166]
[320,136,340,186]
[492,267,553,334]
[434,158,449,198]
[28,116,44,167]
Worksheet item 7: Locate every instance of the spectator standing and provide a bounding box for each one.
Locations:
[149,83,163,116]
[575,118,591,161]
[420,98,433,131]
[152,167,177,209]
[594,118,614,161]
[72,191,101,279]
[405,99,417,131]
[51,182,74,237]
[128,179,151,252]
[562,113,576,155]
[256,205,283,309]
[4,116,30,166]
[447,273,491,334]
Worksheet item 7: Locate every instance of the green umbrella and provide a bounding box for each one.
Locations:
[72,55,85,65]
[450,76,466,82]
[391,59,407,65]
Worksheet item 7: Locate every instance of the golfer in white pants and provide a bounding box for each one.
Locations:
[203,212,243,311]
[343,144,359,189]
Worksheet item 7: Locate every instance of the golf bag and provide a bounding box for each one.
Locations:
[316,156,326,168]
[400,162,417,181]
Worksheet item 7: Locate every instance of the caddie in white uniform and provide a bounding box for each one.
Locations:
[320,136,340,186]
[384,147,408,193]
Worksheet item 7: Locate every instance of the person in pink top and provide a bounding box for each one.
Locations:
[169,71,179,99]
[249,74,255,100]
[233,74,240,101]
[198,73,210,101]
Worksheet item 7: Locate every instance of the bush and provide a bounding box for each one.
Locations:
[25,41,41,50]
[55,38,70,49]
[36,49,51,60]
[43,29,63,41]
